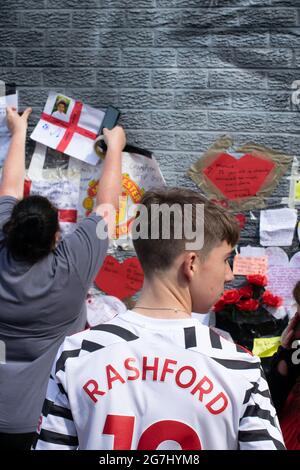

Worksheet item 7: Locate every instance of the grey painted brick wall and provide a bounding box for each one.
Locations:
[1,0,300,262]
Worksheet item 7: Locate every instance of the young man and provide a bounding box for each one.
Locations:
[33,189,285,450]
[51,100,68,121]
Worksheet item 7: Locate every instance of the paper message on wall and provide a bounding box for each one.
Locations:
[78,150,166,248]
[94,255,144,300]
[233,254,268,276]
[31,91,105,165]
[260,208,297,246]
[203,152,275,200]
[296,180,300,200]
[266,247,300,313]
[26,143,81,235]
[0,91,18,167]
[188,135,292,210]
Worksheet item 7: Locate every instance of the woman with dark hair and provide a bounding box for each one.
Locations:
[267,283,300,450]
[0,107,126,449]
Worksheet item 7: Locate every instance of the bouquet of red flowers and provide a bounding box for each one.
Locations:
[214,274,283,325]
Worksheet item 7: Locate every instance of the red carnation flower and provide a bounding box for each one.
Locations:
[236,299,259,311]
[222,289,241,304]
[238,285,253,299]
[213,299,225,313]
[246,274,268,287]
[262,291,283,308]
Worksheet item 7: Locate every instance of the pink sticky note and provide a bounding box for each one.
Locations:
[233,254,268,276]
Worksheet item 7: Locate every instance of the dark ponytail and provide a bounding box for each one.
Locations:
[3,195,59,263]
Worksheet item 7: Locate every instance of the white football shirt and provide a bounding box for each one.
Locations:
[33,310,285,450]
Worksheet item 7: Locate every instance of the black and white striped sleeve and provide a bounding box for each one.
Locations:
[238,367,286,450]
[32,346,79,450]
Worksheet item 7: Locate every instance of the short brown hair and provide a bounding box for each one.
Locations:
[132,188,239,278]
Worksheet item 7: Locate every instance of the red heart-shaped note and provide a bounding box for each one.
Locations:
[95,255,144,300]
[204,153,274,200]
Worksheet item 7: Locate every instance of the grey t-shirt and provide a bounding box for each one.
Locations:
[0,196,109,433]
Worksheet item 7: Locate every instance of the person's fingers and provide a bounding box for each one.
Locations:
[22,107,32,121]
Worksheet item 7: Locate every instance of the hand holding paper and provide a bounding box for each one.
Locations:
[103,126,126,154]
[6,106,32,135]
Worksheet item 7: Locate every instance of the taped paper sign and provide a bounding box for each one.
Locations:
[260,208,297,246]
[78,150,166,248]
[252,337,281,358]
[267,247,300,313]
[0,86,18,167]
[188,135,292,210]
[94,255,144,300]
[30,91,106,165]
[233,254,268,276]
[25,143,81,235]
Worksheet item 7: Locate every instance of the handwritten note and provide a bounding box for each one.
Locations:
[267,247,300,312]
[233,254,268,276]
[203,152,274,200]
[260,208,297,246]
[94,256,144,299]
[26,143,81,235]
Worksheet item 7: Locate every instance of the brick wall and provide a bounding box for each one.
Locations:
[1,0,300,254]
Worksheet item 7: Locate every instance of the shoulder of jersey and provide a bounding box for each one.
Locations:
[56,316,140,363]
[193,324,260,365]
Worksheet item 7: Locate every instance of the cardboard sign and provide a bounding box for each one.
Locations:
[188,135,292,210]
[31,91,106,165]
[203,152,275,200]
[233,254,268,276]
[95,255,144,299]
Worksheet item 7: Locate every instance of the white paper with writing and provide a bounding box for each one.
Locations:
[260,208,297,246]
[267,246,300,314]
[27,143,81,236]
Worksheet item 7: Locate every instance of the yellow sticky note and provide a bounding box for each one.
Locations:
[295,180,300,200]
[252,337,281,358]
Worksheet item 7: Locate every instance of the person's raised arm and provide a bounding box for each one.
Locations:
[0,106,32,199]
[94,125,126,237]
